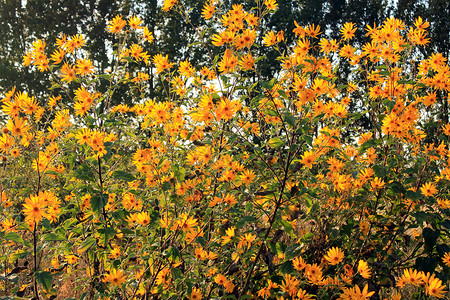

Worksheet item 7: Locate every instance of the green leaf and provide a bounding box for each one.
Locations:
[35,271,53,292]
[283,112,295,126]
[50,83,61,90]
[4,232,30,247]
[280,260,294,274]
[360,139,378,152]
[280,218,294,238]
[90,194,108,216]
[97,226,115,246]
[268,137,283,149]
[373,165,387,178]
[85,116,95,127]
[415,257,437,274]
[277,89,288,99]
[442,219,450,229]
[170,267,183,280]
[42,233,66,242]
[423,228,439,252]
[237,216,256,228]
[112,170,136,182]
[436,244,450,258]
[304,135,313,146]
[78,237,97,253]
[406,190,421,201]
[10,250,30,261]
[74,164,95,182]
[265,109,278,117]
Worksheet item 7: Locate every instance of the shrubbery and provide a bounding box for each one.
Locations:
[0,0,449,299]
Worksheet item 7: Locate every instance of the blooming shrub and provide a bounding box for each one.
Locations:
[0,1,449,299]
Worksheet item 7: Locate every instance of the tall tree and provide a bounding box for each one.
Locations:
[0,0,130,99]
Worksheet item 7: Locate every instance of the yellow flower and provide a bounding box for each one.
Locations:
[128,15,142,30]
[264,0,278,10]
[340,284,374,299]
[107,15,126,34]
[239,53,255,71]
[420,182,437,197]
[281,274,299,297]
[297,288,314,300]
[292,256,307,271]
[7,117,30,136]
[152,54,173,74]
[398,268,422,287]
[442,252,450,267]
[262,31,277,46]
[300,150,316,169]
[103,268,126,286]
[143,27,154,43]
[60,63,76,82]
[75,58,94,76]
[22,195,47,223]
[108,246,121,259]
[358,260,371,279]
[190,287,202,300]
[371,177,385,190]
[340,22,357,41]
[65,254,78,265]
[201,3,215,20]
[324,247,344,265]
[135,211,151,226]
[240,169,255,184]
[423,272,447,298]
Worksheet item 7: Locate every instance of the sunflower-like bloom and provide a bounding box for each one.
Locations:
[358,260,371,279]
[22,195,47,224]
[103,268,126,286]
[324,247,345,265]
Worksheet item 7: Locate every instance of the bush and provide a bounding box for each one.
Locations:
[0,1,449,299]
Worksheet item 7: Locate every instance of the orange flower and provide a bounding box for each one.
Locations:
[22,195,47,224]
[420,182,437,197]
[214,273,227,285]
[371,177,385,190]
[300,150,316,169]
[239,53,255,71]
[107,15,127,34]
[202,3,215,20]
[75,58,94,76]
[423,272,447,298]
[340,22,357,41]
[264,0,278,10]
[162,0,178,12]
[153,54,173,74]
[305,24,322,38]
[128,15,142,30]
[358,260,371,279]
[60,63,76,82]
[443,252,450,267]
[190,287,202,300]
[324,247,344,265]
[135,211,151,226]
[103,268,126,286]
[240,169,255,184]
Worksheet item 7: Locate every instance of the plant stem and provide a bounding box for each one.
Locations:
[33,222,39,299]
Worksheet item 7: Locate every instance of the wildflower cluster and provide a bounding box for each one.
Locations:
[0,0,449,299]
